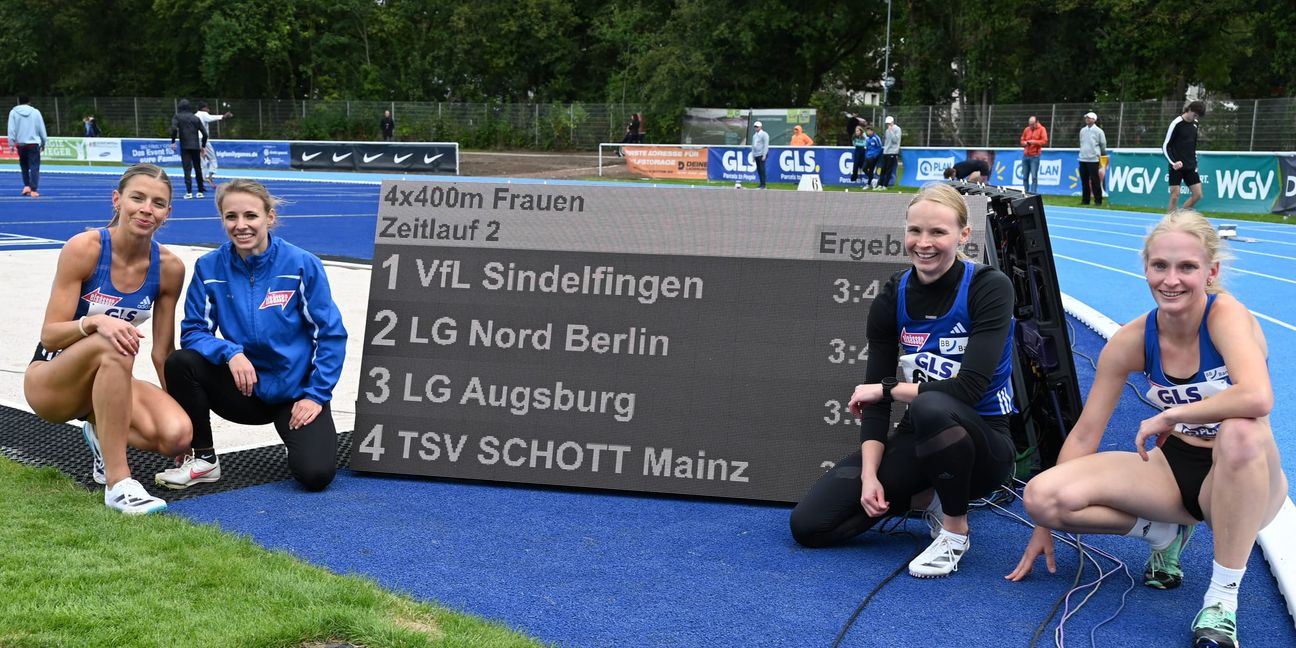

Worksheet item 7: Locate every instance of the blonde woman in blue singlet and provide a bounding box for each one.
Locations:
[1008,210,1287,648]
[23,163,192,515]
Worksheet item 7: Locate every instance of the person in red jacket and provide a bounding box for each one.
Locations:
[1019,116,1048,193]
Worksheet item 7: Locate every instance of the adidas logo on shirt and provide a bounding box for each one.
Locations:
[949,322,967,335]
[138,296,153,310]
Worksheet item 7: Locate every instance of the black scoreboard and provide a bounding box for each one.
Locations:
[351,182,988,502]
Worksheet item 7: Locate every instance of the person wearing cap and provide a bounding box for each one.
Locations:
[751,120,770,189]
[1078,112,1108,205]
[877,115,901,190]
[1020,116,1049,193]
[790,125,814,146]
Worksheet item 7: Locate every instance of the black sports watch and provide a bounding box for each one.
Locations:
[880,376,898,402]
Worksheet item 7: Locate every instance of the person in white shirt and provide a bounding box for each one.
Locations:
[194,101,233,187]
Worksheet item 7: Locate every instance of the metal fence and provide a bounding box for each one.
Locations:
[31,96,645,150]
[25,96,1296,152]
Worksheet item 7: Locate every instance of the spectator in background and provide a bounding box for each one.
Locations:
[862,125,883,188]
[83,115,101,137]
[1020,115,1049,193]
[380,110,395,141]
[849,125,868,183]
[844,112,862,146]
[943,158,990,183]
[7,96,48,198]
[751,120,770,189]
[633,113,646,143]
[1078,112,1108,205]
[878,115,901,190]
[195,101,233,188]
[791,125,814,146]
[1164,101,1207,212]
[169,99,209,199]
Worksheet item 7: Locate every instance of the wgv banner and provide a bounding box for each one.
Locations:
[1106,151,1282,213]
[1270,155,1296,215]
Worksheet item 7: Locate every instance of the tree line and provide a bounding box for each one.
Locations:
[3,0,1290,143]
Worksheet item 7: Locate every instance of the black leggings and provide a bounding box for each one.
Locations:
[789,391,1013,547]
[179,148,205,193]
[165,349,336,491]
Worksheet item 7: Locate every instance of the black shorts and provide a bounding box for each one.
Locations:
[31,342,58,364]
[1161,434,1212,521]
[1168,166,1200,187]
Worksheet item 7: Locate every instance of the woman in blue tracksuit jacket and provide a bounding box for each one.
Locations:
[159,178,347,491]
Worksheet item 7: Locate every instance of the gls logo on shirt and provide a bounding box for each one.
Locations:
[260,290,295,310]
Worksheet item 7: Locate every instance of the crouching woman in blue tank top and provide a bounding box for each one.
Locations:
[790,183,1018,579]
[1008,210,1287,648]
[158,179,347,493]
[24,163,192,515]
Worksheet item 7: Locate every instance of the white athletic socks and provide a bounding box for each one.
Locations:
[1125,517,1178,550]
[1203,561,1245,612]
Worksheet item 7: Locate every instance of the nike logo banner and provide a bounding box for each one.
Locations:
[289,143,457,174]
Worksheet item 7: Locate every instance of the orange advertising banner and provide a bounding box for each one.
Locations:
[623,146,708,179]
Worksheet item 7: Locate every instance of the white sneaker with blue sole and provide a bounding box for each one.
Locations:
[104,478,167,515]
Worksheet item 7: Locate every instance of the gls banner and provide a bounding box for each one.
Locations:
[1107,151,1281,213]
[1272,155,1296,215]
[706,146,826,184]
[291,142,458,174]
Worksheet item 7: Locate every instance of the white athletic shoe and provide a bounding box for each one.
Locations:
[908,530,969,578]
[155,453,221,489]
[196,192,205,198]
[81,421,106,485]
[183,192,193,200]
[104,478,167,515]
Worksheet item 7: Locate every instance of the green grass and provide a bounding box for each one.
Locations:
[0,458,546,648]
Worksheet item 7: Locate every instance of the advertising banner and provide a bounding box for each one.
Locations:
[623,146,708,179]
[1106,151,1282,213]
[42,137,87,162]
[683,108,817,146]
[122,139,184,166]
[1274,156,1296,215]
[290,142,458,174]
[706,146,822,185]
[898,149,962,187]
[211,140,291,169]
[86,138,123,163]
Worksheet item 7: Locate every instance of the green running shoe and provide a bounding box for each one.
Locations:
[1191,603,1238,648]
[1143,523,1195,589]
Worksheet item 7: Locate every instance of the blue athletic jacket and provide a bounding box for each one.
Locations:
[180,235,347,404]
